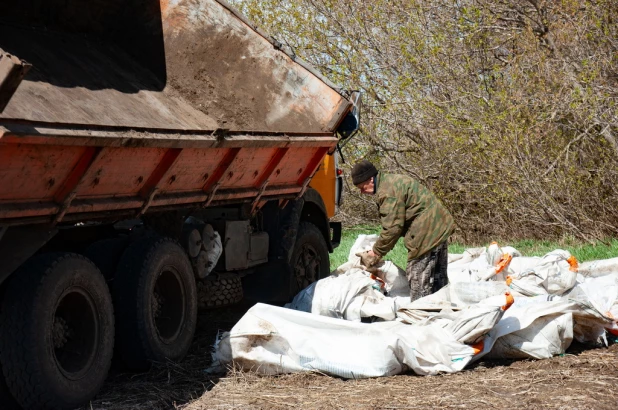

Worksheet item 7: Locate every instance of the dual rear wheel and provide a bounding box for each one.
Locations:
[114,237,197,370]
[0,238,197,409]
[0,221,329,409]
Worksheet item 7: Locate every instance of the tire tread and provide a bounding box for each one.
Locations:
[0,254,114,410]
[113,237,197,370]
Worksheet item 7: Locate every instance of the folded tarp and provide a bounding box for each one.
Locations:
[213,295,508,377]
[212,236,618,378]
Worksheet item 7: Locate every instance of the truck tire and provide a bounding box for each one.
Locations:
[84,237,129,281]
[0,254,114,410]
[114,237,197,370]
[290,222,330,293]
[197,275,243,309]
[0,364,19,410]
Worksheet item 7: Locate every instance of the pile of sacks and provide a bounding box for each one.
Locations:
[212,235,618,378]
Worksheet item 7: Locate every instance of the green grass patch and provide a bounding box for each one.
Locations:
[330,226,618,271]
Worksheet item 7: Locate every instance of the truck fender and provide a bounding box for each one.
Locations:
[301,188,333,252]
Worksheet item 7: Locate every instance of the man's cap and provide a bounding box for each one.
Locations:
[351,160,378,185]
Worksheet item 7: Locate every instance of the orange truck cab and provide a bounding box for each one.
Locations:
[311,153,343,219]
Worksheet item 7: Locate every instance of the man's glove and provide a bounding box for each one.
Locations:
[355,250,381,269]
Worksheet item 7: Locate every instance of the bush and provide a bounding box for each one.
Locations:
[233,0,618,242]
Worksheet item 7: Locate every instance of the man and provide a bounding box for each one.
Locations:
[351,160,454,301]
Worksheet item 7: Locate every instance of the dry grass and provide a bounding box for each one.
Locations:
[186,345,618,410]
[88,302,255,410]
[91,302,618,410]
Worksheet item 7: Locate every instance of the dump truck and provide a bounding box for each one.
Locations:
[0,1,359,408]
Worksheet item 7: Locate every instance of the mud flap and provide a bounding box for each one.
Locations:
[330,221,342,248]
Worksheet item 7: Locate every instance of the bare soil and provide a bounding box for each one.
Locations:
[91,302,618,410]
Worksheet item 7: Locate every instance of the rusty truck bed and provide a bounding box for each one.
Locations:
[0,0,352,226]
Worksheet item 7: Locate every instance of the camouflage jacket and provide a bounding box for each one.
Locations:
[372,172,454,261]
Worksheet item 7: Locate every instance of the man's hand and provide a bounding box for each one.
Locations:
[355,249,381,269]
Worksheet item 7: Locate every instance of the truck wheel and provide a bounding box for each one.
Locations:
[0,364,19,410]
[84,237,129,281]
[290,222,330,293]
[0,254,114,410]
[114,237,197,370]
[197,275,243,309]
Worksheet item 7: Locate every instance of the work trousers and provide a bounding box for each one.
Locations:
[406,241,448,301]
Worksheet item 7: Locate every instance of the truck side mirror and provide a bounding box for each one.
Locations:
[337,90,361,140]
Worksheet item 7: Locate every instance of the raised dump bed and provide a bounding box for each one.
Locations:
[0,0,353,227]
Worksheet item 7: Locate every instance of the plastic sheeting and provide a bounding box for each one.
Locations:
[212,298,507,377]
[212,237,618,378]
[285,269,402,321]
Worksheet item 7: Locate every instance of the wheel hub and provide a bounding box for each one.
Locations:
[53,288,99,380]
[152,291,164,320]
[294,244,321,289]
[153,268,185,344]
[52,316,71,349]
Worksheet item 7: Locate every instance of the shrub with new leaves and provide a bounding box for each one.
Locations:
[232,0,618,242]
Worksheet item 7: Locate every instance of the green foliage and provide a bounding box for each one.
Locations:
[330,227,618,271]
[231,0,618,242]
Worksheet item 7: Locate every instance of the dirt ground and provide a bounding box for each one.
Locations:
[91,302,618,410]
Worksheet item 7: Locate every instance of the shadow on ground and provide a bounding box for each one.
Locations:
[90,301,256,410]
